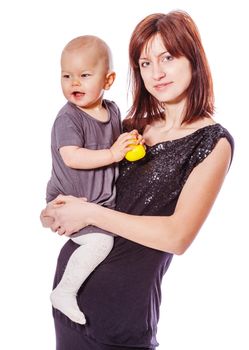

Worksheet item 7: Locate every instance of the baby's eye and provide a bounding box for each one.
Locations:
[81,73,91,78]
[62,74,70,78]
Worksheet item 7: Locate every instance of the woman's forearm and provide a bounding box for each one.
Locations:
[87,205,187,254]
[44,197,185,254]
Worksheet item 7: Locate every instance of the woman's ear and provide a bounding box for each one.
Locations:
[104,71,116,90]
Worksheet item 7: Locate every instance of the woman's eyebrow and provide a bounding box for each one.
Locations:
[139,51,169,60]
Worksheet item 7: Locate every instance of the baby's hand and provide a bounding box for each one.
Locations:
[130,129,145,146]
[110,132,135,162]
[124,130,146,162]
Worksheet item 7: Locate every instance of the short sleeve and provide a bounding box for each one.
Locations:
[53,113,84,150]
[182,124,234,183]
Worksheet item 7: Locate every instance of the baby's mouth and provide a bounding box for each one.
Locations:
[72,91,84,97]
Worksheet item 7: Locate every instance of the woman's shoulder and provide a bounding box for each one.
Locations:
[188,121,234,168]
[187,117,233,148]
[198,121,234,151]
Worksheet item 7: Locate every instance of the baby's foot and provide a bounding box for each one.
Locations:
[50,287,86,325]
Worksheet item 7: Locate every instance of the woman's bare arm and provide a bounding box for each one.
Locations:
[42,138,231,254]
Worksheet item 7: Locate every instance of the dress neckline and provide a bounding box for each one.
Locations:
[68,100,111,124]
[146,123,220,149]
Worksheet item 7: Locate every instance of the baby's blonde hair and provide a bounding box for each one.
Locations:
[61,35,113,71]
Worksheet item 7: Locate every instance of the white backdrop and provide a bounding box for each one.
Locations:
[0,0,248,349]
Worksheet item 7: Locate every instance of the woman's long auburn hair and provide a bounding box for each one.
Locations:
[123,10,214,133]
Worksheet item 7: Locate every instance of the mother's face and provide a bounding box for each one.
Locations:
[138,34,192,105]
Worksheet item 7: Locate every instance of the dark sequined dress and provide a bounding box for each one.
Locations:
[53,123,234,348]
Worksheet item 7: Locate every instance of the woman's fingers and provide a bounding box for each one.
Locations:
[57,226,66,236]
[42,197,92,236]
[52,194,67,205]
[50,217,59,232]
[40,208,54,226]
[53,194,88,205]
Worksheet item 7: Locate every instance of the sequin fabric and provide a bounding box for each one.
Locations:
[116,123,234,216]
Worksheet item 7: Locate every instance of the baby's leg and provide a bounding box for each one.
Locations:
[50,233,114,324]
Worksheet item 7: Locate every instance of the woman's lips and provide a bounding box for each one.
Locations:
[154,82,173,90]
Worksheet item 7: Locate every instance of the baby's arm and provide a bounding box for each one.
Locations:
[59,132,138,169]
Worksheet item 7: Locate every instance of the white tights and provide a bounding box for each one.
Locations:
[50,233,114,324]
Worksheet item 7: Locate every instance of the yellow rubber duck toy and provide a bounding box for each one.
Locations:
[125,143,146,162]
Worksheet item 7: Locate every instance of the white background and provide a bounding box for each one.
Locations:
[0,0,248,349]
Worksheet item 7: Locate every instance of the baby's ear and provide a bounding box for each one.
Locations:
[104,71,116,90]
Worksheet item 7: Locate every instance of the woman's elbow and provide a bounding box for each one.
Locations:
[175,229,199,255]
[163,228,197,255]
[173,242,189,255]
[159,239,188,255]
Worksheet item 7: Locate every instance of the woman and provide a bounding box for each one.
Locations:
[41,10,234,350]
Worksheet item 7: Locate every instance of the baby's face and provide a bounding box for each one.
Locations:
[61,47,109,110]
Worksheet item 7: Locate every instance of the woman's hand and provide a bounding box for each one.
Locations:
[40,195,92,236]
[40,197,63,228]
[40,212,55,228]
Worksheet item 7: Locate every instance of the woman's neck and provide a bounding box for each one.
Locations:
[161,99,186,129]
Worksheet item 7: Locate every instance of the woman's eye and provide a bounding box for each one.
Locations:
[163,54,173,62]
[140,61,150,68]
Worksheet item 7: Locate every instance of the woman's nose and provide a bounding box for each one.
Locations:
[152,64,166,80]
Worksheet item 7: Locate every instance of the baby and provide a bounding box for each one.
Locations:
[46,35,135,324]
